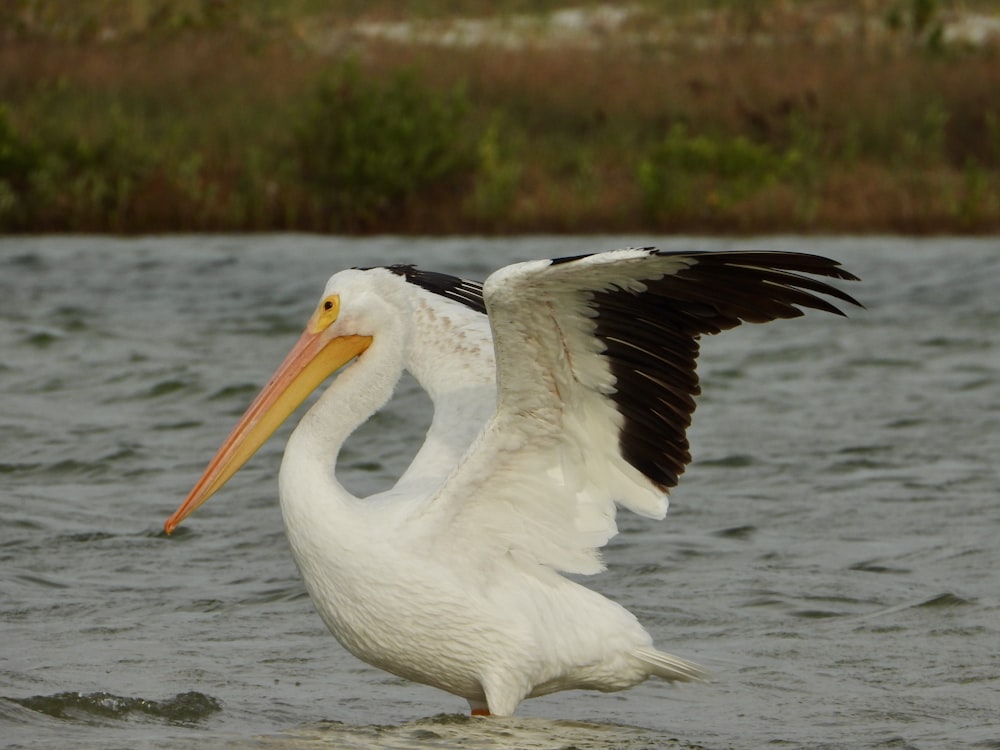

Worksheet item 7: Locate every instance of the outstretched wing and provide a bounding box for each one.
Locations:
[421,249,861,575]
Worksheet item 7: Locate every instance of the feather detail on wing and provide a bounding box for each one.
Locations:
[423,249,861,575]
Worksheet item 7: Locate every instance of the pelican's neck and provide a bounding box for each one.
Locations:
[278,322,407,537]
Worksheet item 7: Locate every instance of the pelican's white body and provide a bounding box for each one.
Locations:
[276,260,699,715]
[281,475,665,715]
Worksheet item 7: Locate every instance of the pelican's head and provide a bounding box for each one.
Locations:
[164,278,376,533]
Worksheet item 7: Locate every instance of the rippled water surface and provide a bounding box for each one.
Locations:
[2,236,999,749]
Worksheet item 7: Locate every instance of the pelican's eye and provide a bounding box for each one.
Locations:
[311,294,340,332]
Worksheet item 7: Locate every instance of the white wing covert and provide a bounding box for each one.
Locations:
[422,248,860,575]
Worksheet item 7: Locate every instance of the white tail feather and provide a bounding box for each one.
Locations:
[633,647,708,683]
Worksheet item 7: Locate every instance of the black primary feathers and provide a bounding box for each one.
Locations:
[583,250,860,490]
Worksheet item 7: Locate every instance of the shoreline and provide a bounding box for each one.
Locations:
[1,2,998,235]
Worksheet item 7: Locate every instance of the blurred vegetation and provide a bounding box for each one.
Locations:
[292,63,474,228]
[637,124,819,228]
[1,0,999,233]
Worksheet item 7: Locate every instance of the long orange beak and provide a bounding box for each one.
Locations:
[164,318,372,534]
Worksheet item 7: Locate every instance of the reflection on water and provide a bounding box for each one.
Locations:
[2,235,999,749]
[253,715,687,750]
[4,695,671,750]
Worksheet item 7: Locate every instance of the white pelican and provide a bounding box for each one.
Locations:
[165,248,860,716]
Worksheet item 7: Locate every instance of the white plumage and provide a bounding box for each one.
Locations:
[166,247,860,716]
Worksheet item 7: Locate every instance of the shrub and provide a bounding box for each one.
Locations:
[292,63,474,228]
[27,103,155,231]
[637,123,813,221]
[0,104,39,227]
[466,116,523,224]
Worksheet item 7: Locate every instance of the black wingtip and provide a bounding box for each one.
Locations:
[590,249,861,490]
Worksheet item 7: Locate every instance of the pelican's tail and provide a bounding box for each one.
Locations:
[633,647,707,683]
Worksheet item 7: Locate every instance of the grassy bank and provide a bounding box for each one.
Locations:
[2,1,999,234]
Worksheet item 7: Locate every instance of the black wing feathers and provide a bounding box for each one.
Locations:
[589,250,860,491]
[361,264,488,314]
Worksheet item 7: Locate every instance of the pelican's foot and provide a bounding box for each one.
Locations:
[468,698,491,716]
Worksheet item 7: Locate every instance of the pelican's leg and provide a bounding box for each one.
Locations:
[468,698,491,716]
[479,675,524,717]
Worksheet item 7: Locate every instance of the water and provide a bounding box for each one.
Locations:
[2,235,998,749]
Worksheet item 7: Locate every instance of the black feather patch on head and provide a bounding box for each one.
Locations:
[357,264,487,315]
